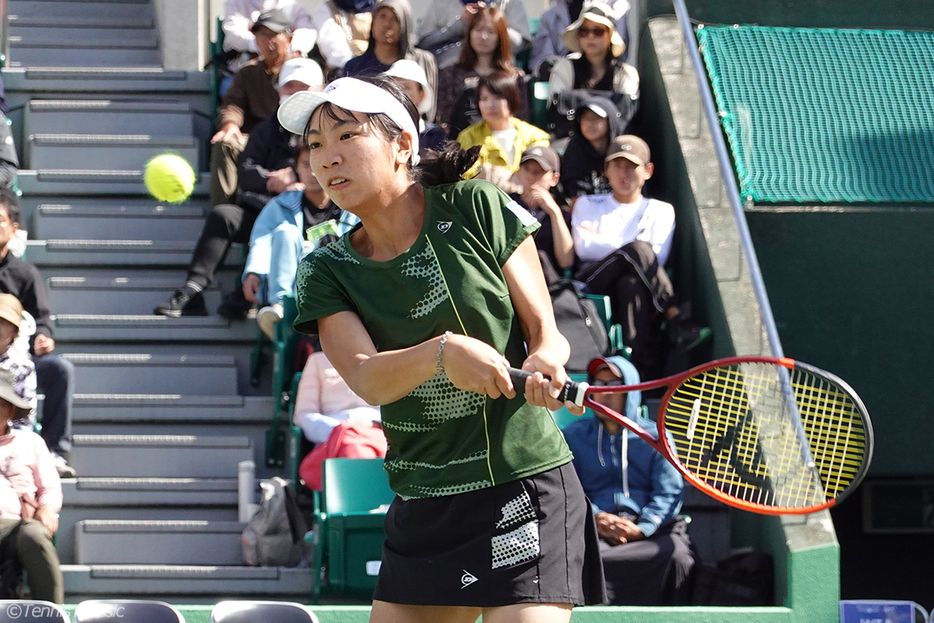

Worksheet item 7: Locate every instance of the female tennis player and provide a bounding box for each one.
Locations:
[279,76,605,622]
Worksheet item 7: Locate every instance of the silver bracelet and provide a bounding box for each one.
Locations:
[436,331,452,372]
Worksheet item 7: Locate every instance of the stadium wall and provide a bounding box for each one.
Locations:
[643,0,934,28]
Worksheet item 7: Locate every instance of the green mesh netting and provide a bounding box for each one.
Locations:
[697,25,934,204]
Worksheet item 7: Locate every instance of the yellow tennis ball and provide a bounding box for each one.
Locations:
[143,154,196,203]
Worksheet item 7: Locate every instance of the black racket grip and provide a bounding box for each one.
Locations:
[507,367,588,407]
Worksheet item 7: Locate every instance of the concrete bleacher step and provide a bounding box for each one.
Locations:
[58,497,238,566]
[16,169,209,198]
[2,67,211,100]
[2,69,213,150]
[8,0,153,20]
[48,277,221,315]
[8,39,161,68]
[63,477,241,507]
[24,100,193,137]
[25,134,198,170]
[64,353,239,395]
[36,203,204,241]
[68,394,278,480]
[70,434,254,478]
[61,565,314,599]
[71,394,272,424]
[52,315,256,342]
[75,520,247,565]
[56,342,272,398]
[25,236,228,267]
[8,14,156,39]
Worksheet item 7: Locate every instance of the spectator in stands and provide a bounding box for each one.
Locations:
[312,0,374,74]
[547,2,638,98]
[341,0,438,122]
[563,355,694,605]
[211,9,300,208]
[242,145,358,340]
[509,146,574,282]
[382,60,447,152]
[295,350,385,491]
[0,190,75,479]
[457,71,549,191]
[156,58,324,319]
[0,112,18,189]
[223,0,317,58]
[0,295,37,433]
[572,135,708,379]
[530,0,630,77]
[294,349,381,445]
[0,365,64,603]
[219,0,317,94]
[416,0,530,71]
[435,5,528,138]
[559,95,626,204]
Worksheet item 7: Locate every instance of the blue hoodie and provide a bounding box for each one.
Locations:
[562,355,683,538]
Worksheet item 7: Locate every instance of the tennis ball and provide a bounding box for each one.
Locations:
[143,154,196,203]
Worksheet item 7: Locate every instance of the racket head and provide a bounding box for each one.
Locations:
[650,356,873,515]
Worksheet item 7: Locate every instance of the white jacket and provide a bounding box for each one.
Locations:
[548,53,639,98]
[572,195,675,266]
[222,0,317,55]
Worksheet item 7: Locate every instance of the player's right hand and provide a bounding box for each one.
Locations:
[438,334,515,400]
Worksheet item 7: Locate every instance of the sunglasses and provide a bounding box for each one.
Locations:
[579,27,608,38]
[589,379,625,387]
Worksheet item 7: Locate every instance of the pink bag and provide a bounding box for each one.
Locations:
[299,420,387,491]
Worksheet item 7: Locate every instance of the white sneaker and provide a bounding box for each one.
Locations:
[257,304,284,341]
[50,451,77,479]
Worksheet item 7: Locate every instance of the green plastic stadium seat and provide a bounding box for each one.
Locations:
[264,295,304,472]
[317,458,395,599]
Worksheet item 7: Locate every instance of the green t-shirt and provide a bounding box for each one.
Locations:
[294,179,572,499]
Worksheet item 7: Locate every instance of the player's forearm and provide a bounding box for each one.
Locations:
[320,325,442,406]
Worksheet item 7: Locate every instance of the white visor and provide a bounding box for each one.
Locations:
[278,77,421,165]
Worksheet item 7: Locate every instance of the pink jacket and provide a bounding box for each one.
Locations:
[293,352,380,444]
[0,428,62,519]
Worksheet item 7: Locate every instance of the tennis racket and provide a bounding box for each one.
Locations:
[509,356,873,515]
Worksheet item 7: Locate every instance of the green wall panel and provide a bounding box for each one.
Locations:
[645,0,934,30]
[746,208,934,475]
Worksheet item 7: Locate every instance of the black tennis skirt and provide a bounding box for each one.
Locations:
[373,462,607,607]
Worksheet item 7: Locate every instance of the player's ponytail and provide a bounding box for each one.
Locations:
[415,142,480,187]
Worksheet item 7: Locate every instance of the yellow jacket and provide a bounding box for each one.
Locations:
[457,119,550,173]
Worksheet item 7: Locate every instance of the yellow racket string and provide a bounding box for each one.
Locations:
[663,362,870,509]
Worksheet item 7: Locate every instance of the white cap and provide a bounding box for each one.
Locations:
[382,59,433,117]
[278,77,420,165]
[277,58,324,90]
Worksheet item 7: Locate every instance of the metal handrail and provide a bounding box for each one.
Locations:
[671,0,785,358]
